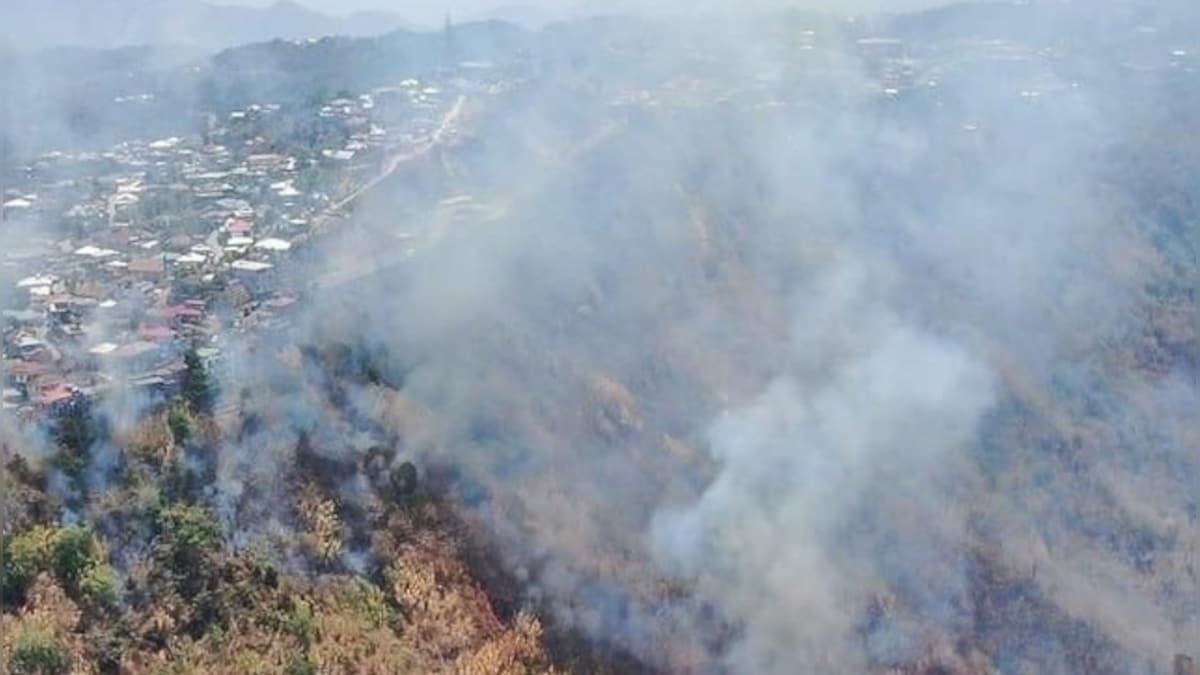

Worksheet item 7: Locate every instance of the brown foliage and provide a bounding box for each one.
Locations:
[455,611,556,675]
[386,546,504,661]
[587,374,643,442]
[296,483,344,565]
[118,410,175,466]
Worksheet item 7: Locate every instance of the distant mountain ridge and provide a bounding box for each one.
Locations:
[0,0,417,51]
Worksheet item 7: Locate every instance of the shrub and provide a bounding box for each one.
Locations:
[284,656,318,675]
[50,526,97,591]
[282,597,317,646]
[78,562,120,609]
[8,628,72,675]
[345,578,396,628]
[1,527,57,604]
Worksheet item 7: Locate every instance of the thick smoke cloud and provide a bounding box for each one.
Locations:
[651,262,995,672]
[273,4,1197,670]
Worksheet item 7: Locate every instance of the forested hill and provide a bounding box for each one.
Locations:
[0,0,415,51]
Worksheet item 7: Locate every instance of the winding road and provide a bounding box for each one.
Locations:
[324,95,467,218]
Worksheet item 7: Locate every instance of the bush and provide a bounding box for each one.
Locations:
[284,656,318,675]
[282,597,317,646]
[8,628,72,675]
[51,526,97,590]
[1,527,57,604]
[345,578,396,628]
[79,562,120,609]
[154,505,221,561]
[1,526,119,608]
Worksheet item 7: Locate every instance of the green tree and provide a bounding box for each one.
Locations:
[182,348,215,415]
[167,398,194,445]
[388,462,419,501]
[49,397,109,498]
[51,525,119,609]
[152,504,221,599]
[50,526,96,591]
[1,525,119,609]
[52,398,95,463]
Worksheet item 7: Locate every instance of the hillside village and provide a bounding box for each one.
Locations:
[0,71,482,420]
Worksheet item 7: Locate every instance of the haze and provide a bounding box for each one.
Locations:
[234,0,951,26]
[4,0,1200,673]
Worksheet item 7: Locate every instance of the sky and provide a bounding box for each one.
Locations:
[231,0,520,17]
[229,0,949,23]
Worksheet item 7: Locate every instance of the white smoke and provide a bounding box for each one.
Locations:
[652,262,994,672]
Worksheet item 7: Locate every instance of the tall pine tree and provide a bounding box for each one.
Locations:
[182,347,214,415]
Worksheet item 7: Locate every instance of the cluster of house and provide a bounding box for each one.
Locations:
[0,76,464,420]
